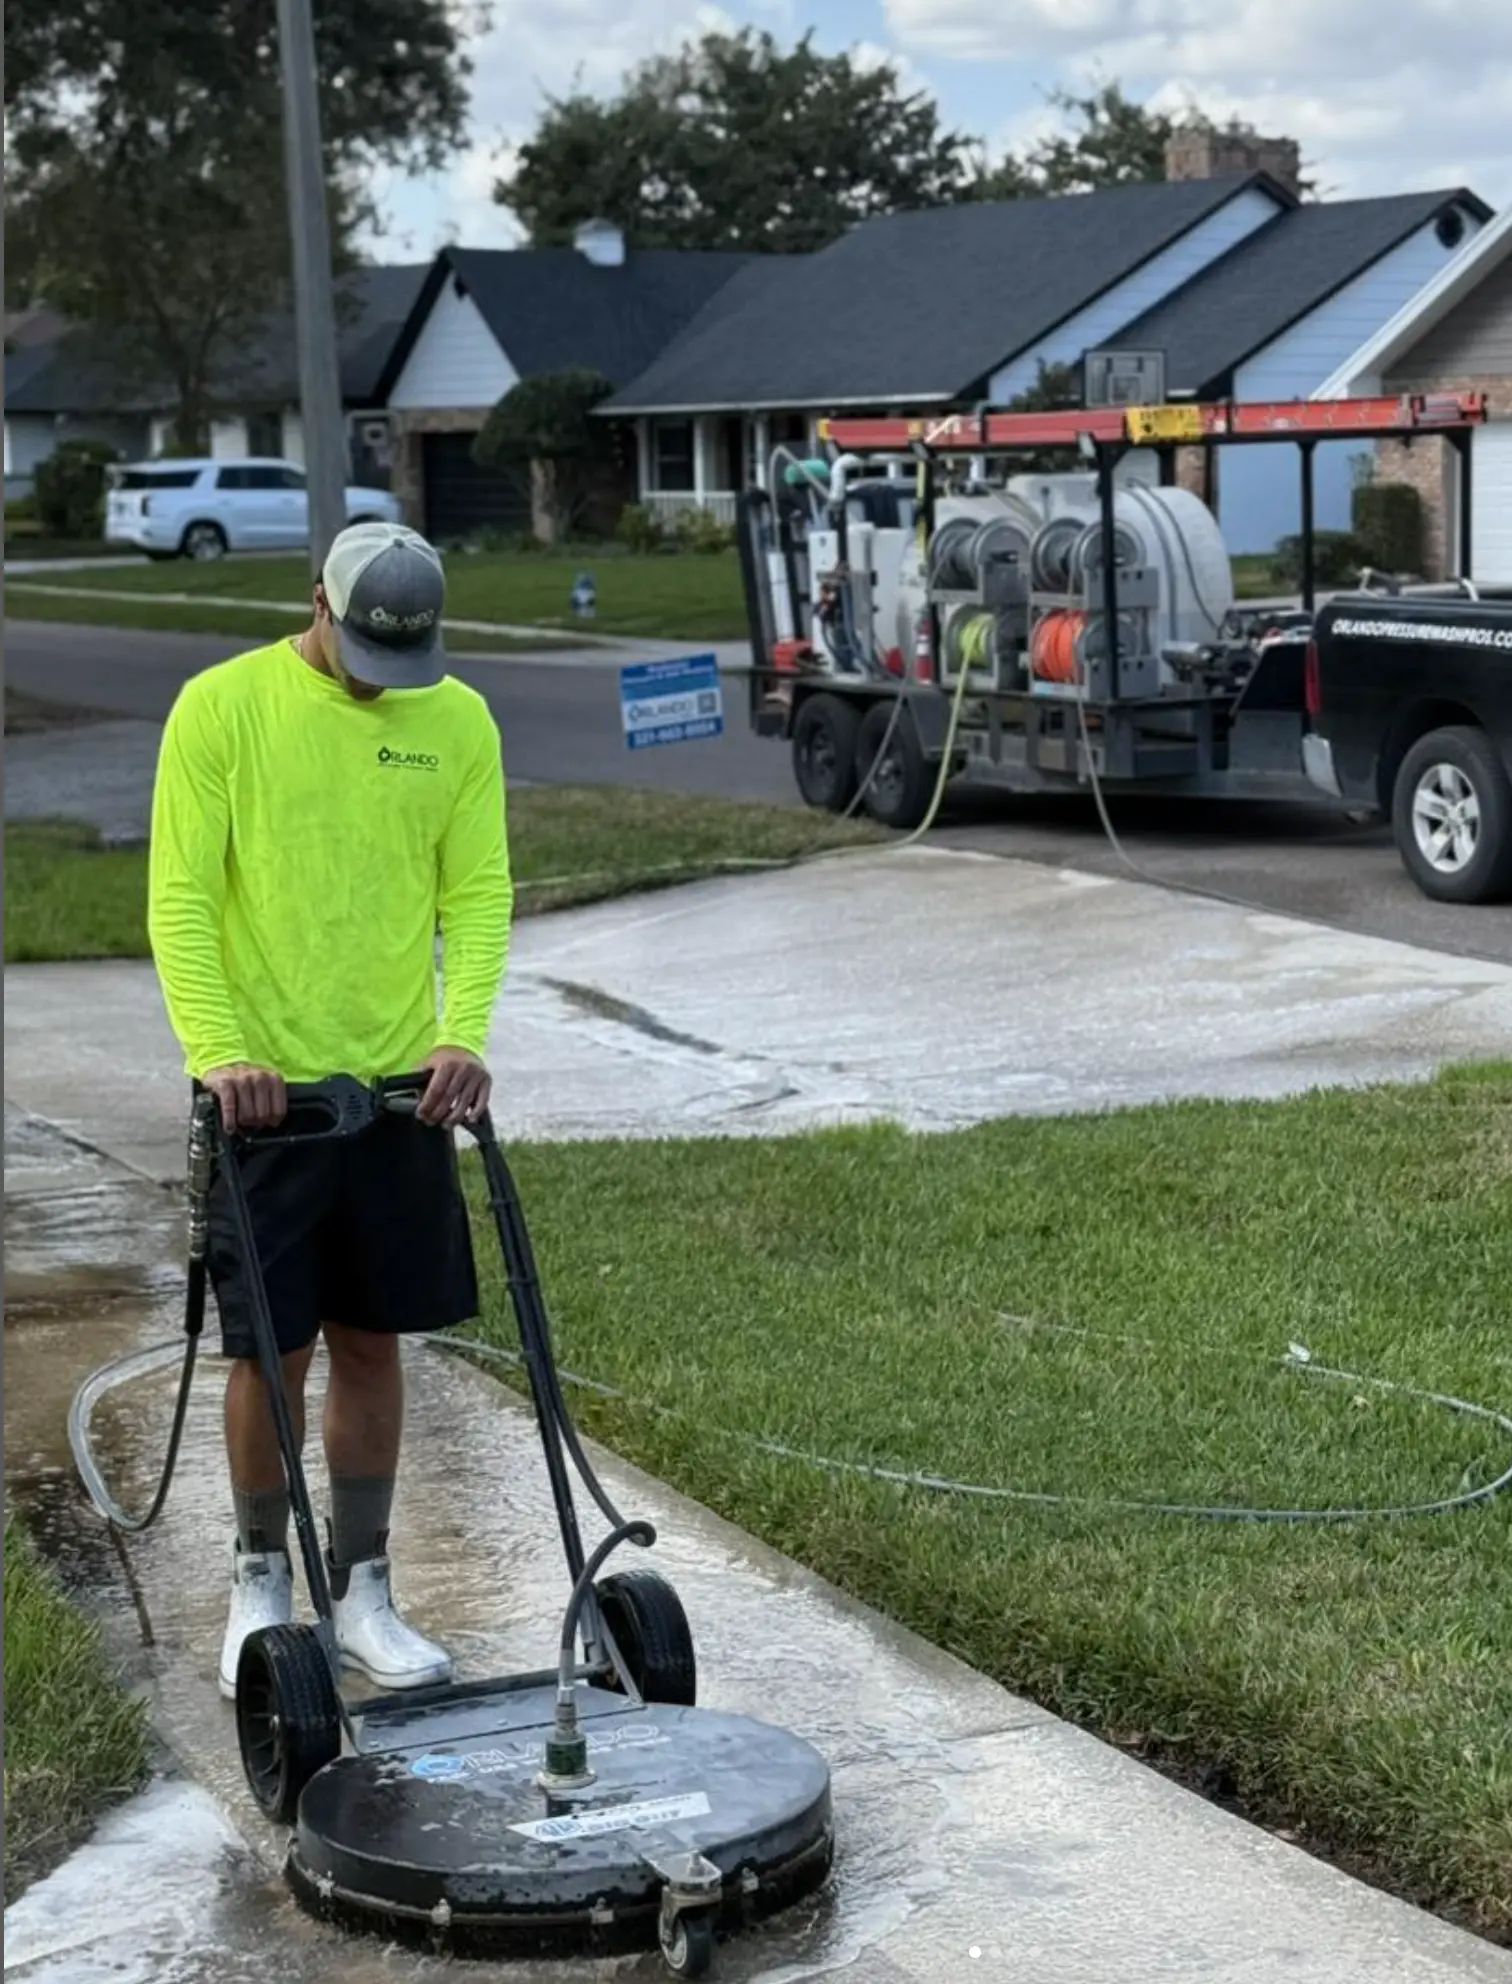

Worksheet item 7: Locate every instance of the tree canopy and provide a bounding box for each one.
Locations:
[4,0,484,449]
[498,29,977,253]
[499,36,1300,253]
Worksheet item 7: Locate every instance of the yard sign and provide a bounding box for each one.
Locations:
[619,655,724,750]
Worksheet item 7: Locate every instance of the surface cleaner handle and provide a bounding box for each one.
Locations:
[230,1074,378,1147]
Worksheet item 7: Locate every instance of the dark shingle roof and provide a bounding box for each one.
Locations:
[1106,191,1490,394]
[376,246,757,399]
[603,176,1290,414]
[4,264,430,415]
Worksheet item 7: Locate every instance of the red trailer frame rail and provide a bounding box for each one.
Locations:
[816,392,1488,454]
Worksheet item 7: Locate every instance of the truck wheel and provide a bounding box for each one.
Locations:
[855,700,935,832]
[792,695,860,813]
[1392,727,1512,904]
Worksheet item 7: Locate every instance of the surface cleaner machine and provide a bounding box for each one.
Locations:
[70,1076,834,1978]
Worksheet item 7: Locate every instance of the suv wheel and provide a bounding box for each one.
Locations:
[1392,726,1512,904]
[181,521,227,561]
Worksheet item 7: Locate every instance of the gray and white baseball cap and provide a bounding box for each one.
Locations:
[322,521,447,688]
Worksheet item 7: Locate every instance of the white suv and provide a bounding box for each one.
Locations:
[104,457,403,560]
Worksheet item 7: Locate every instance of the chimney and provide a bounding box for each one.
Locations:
[1164,124,1302,200]
[573,218,626,268]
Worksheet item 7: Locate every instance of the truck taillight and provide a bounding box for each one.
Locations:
[1304,638,1321,719]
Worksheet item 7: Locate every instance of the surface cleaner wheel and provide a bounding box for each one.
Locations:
[597,1567,697,1704]
[236,1623,342,1824]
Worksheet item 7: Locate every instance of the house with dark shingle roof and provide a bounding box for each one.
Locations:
[373,228,761,540]
[4,264,429,500]
[591,176,1490,553]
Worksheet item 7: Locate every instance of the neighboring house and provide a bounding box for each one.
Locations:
[373,225,755,540]
[604,171,1490,556]
[3,264,427,502]
[1315,203,1512,583]
[1109,192,1489,552]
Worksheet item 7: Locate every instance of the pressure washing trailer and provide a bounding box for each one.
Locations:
[69,1078,833,1978]
[737,393,1489,830]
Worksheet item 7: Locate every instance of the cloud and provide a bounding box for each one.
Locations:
[884,0,1512,200]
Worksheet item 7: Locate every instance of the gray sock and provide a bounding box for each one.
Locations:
[328,1472,395,1567]
[233,1484,290,1557]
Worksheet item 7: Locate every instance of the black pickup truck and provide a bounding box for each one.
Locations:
[1302,588,1512,904]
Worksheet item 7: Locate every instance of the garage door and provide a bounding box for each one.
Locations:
[1470,419,1512,582]
[421,432,530,544]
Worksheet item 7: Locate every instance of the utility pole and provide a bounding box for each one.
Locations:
[276,0,348,578]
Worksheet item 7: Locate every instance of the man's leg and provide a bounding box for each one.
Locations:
[205,1138,332,1699]
[225,1345,316,1554]
[321,1321,450,1688]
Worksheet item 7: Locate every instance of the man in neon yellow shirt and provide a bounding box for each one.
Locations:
[148,520,513,1698]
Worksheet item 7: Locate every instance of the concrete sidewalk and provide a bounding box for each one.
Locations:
[6,848,1510,1181]
[5,1103,1508,1984]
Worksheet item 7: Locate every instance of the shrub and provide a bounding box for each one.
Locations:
[672,506,736,555]
[1269,529,1366,588]
[616,501,669,555]
[1352,481,1424,573]
[33,440,120,540]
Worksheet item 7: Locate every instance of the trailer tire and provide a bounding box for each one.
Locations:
[1391,727,1512,904]
[792,694,861,813]
[856,700,934,832]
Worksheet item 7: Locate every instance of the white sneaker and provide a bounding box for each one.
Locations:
[219,1549,294,1699]
[331,1556,452,1690]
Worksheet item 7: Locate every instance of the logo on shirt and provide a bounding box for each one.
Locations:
[377,747,440,771]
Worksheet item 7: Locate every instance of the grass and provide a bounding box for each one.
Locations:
[1231,553,1282,599]
[9,547,749,642]
[3,584,595,654]
[463,1071,1512,1940]
[3,1513,148,1901]
[3,796,879,962]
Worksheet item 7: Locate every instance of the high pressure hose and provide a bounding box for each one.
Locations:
[67,1098,215,1533]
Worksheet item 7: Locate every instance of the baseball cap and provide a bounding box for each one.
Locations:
[321,521,447,688]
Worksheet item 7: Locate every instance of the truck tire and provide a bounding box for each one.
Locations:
[792,694,861,813]
[856,699,935,832]
[1392,727,1512,904]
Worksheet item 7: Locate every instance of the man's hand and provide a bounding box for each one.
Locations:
[418,1047,491,1128]
[203,1063,287,1134]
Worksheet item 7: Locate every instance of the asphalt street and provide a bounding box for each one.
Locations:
[7,618,1511,963]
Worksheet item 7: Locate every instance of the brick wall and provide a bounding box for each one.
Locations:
[1374,376,1512,577]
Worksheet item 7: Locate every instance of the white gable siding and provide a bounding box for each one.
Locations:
[388,279,519,412]
[1221,210,1486,553]
[987,186,1280,402]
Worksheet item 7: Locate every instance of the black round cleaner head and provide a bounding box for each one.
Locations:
[287,1688,833,1967]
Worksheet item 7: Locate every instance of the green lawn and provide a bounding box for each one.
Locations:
[10,547,749,642]
[4,1514,148,1901]
[466,1072,1512,1939]
[3,585,593,653]
[4,795,878,962]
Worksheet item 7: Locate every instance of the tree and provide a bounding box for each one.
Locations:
[4,0,484,449]
[498,28,976,253]
[472,369,617,543]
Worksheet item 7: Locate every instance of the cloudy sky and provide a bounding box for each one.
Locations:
[360,0,1512,256]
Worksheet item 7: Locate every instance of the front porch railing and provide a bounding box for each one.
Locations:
[642,490,739,526]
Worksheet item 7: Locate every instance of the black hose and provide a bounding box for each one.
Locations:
[68,1269,203,1532]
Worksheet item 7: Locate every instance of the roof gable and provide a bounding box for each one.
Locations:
[603,174,1291,414]
[1109,191,1488,395]
[1315,200,1512,397]
[375,245,756,401]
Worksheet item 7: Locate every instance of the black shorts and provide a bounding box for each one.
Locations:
[206,1110,479,1358]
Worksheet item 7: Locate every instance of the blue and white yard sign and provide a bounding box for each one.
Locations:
[619,655,723,751]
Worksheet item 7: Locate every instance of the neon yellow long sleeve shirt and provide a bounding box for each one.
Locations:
[148,638,512,1083]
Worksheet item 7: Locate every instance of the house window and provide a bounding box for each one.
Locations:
[246,411,284,457]
[653,420,695,491]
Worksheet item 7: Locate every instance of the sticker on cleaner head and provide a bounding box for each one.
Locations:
[510,1792,711,1841]
[410,1753,468,1780]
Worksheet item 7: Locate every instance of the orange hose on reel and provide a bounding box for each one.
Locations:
[1032,610,1084,683]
